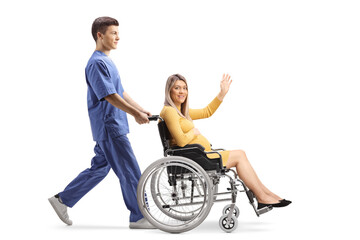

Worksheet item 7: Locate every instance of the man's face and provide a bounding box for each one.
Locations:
[99,25,120,50]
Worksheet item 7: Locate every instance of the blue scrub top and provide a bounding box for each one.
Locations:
[85,50,129,141]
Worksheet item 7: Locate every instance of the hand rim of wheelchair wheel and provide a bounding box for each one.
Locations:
[137,156,214,233]
[150,168,201,221]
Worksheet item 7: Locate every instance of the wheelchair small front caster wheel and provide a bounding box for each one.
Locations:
[219,214,238,233]
[222,204,240,218]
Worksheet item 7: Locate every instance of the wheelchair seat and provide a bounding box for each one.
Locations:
[157,119,224,172]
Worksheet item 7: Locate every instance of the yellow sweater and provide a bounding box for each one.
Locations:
[160,97,230,165]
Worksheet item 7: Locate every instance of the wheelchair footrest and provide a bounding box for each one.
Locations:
[257,206,273,215]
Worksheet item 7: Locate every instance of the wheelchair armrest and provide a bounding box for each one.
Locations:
[173,144,205,151]
[211,148,226,151]
[169,144,223,167]
[166,144,224,172]
[165,144,205,156]
[210,143,226,152]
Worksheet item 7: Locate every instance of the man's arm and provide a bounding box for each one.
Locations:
[123,91,151,116]
[104,93,149,124]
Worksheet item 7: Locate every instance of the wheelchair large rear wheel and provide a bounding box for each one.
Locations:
[137,156,213,233]
[150,167,202,221]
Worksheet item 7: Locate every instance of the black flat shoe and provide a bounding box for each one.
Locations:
[280,199,292,206]
[257,202,275,210]
[272,199,292,208]
[258,199,292,209]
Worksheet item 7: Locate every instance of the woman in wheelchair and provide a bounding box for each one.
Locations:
[160,73,291,209]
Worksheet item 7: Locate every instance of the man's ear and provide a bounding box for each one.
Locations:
[97,32,103,41]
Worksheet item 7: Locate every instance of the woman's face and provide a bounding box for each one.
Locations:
[170,80,188,107]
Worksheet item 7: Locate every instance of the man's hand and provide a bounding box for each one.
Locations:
[142,109,152,117]
[134,111,150,124]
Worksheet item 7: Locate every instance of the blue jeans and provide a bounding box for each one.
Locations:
[59,135,143,222]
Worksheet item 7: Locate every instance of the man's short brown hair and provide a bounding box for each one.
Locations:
[91,16,119,42]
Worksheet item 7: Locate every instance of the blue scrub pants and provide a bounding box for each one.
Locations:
[58,135,143,222]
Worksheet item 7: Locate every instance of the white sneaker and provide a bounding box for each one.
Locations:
[48,195,72,225]
[129,218,156,229]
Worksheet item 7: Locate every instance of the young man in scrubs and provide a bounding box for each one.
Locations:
[48,16,155,229]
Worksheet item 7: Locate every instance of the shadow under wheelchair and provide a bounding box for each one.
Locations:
[196,220,273,233]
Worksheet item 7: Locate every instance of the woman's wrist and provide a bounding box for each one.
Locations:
[217,92,225,101]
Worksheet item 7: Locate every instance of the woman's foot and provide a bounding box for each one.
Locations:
[257,199,292,209]
[257,202,276,210]
[280,199,292,206]
[256,195,280,209]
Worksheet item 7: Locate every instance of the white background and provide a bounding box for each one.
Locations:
[1,0,359,239]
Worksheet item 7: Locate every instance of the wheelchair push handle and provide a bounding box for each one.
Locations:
[148,115,163,121]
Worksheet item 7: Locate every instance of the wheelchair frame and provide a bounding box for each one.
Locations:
[137,115,272,233]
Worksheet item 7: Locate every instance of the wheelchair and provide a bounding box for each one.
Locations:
[137,115,272,233]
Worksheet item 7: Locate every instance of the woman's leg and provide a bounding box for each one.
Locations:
[234,151,281,200]
[226,150,281,204]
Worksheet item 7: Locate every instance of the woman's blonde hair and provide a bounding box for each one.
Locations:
[164,74,191,120]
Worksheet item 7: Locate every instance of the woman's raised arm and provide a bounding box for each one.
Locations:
[189,74,232,120]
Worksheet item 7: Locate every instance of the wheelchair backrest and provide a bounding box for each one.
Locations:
[157,120,172,153]
[156,117,224,172]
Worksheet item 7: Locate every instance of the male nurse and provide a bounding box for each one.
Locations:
[48,16,155,229]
